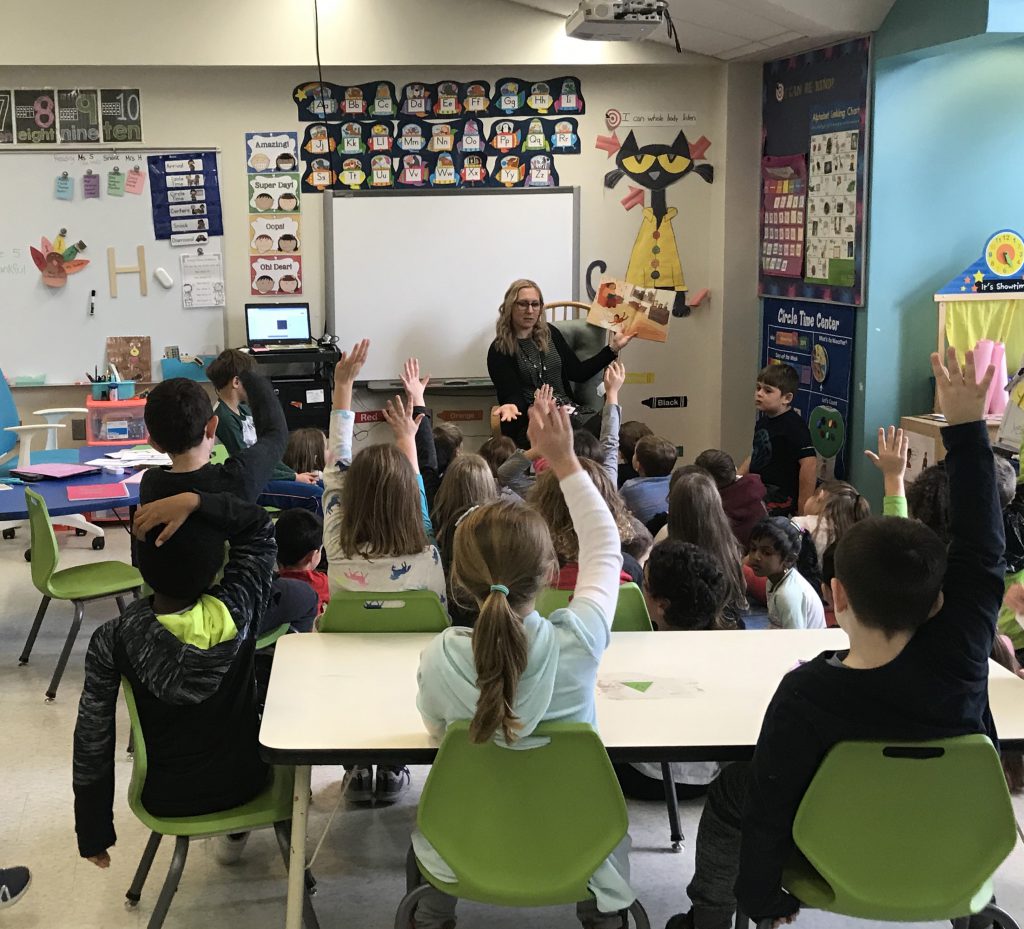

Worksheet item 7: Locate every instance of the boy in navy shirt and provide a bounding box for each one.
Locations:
[668,348,1005,929]
[740,363,816,516]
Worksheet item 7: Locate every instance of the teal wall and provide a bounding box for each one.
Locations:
[850,35,1024,500]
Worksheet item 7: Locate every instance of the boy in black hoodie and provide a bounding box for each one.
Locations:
[73,489,274,864]
[667,347,1006,929]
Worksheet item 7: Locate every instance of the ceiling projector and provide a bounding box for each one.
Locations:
[565,0,668,41]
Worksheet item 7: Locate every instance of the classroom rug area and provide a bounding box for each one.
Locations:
[3,528,1024,929]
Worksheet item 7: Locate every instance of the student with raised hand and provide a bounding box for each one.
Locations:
[666,347,1005,929]
[325,340,446,803]
[864,425,910,517]
[414,396,636,929]
[74,489,277,870]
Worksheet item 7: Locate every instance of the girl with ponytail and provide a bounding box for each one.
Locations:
[414,396,636,929]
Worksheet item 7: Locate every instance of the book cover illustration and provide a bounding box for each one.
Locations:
[587,276,670,343]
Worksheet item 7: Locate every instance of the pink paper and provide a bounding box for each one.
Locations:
[973,339,995,388]
[66,483,130,502]
[124,168,146,195]
[12,463,98,479]
[989,342,1008,416]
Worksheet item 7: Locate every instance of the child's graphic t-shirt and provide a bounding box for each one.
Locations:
[749,409,814,516]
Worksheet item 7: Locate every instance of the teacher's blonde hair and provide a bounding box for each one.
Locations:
[494,278,550,356]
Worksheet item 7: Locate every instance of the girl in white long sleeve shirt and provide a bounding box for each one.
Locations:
[414,402,635,929]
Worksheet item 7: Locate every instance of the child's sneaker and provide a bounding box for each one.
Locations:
[348,765,374,803]
[0,867,31,909]
[375,765,411,803]
[213,832,250,865]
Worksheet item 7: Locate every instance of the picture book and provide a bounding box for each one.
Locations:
[587,277,670,343]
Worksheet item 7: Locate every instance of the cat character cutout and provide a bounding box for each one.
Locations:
[586,130,713,317]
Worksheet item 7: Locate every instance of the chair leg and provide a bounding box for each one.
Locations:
[45,600,85,702]
[628,899,651,929]
[274,821,320,929]
[394,884,433,929]
[19,595,51,664]
[405,844,421,893]
[982,903,1022,929]
[125,832,163,908]
[115,595,128,615]
[127,729,135,756]
[661,762,683,852]
[147,835,189,929]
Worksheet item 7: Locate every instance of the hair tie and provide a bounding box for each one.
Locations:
[490,584,510,596]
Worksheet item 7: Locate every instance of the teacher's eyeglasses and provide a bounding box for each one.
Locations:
[514,300,542,310]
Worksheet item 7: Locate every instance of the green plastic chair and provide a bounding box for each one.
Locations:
[120,680,320,929]
[395,720,650,928]
[535,582,653,632]
[318,588,450,633]
[255,622,291,650]
[209,443,229,465]
[745,735,1020,929]
[18,487,143,702]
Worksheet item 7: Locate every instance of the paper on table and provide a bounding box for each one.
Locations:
[596,675,702,700]
[66,483,130,502]
[122,470,146,485]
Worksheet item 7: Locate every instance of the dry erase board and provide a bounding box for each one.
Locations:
[324,187,579,382]
[0,149,225,384]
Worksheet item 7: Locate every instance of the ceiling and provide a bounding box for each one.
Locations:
[508,0,896,60]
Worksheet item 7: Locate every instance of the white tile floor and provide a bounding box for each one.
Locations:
[3,524,1024,929]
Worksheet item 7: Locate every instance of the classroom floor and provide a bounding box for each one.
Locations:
[4,526,1024,929]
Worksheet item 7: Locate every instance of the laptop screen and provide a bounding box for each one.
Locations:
[245,303,311,345]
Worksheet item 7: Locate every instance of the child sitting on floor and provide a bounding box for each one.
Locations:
[694,449,767,549]
[283,427,328,480]
[414,397,636,929]
[274,508,330,617]
[746,517,824,630]
[793,479,871,565]
[620,434,678,524]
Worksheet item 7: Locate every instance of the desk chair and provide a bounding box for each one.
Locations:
[18,488,142,702]
[0,369,87,539]
[318,588,449,633]
[535,583,654,633]
[396,720,650,929]
[120,681,320,929]
[740,735,1020,929]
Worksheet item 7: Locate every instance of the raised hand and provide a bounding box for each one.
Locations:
[333,339,370,410]
[401,357,430,408]
[533,382,555,412]
[603,360,626,405]
[526,399,578,478]
[382,394,424,444]
[930,346,994,427]
[864,425,908,489]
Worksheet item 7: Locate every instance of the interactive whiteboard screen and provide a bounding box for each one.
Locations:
[326,188,578,382]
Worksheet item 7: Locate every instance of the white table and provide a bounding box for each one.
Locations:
[260,629,1024,929]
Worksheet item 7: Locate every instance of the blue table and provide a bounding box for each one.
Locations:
[0,446,142,521]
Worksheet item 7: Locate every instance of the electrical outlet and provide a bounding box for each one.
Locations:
[72,418,86,441]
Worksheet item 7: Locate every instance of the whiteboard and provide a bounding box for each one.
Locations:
[325,188,579,382]
[0,149,225,383]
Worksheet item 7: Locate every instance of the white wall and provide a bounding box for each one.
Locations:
[0,37,760,460]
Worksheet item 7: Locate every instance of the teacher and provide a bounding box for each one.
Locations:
[487,278,632,445]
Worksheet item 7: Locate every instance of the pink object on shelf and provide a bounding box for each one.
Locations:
[66,483,130,502]
[989,342,1008,416]
[973,339,995,386]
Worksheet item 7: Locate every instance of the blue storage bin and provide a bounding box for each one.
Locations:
[91,380,136,400]
[160,356,214,382]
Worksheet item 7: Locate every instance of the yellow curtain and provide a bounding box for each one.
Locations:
[944,299,1024,370]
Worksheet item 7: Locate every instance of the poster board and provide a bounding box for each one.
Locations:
[761,298,855,479]
[759,38,871,306]
[325,187,579,382]
[0,149,225,384]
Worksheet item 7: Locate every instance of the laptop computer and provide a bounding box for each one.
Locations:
[244,302,319,352]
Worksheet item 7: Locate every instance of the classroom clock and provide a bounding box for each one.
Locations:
[984,229,1024,278]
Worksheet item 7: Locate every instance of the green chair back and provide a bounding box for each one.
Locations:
[122,679,293,836]
[25,487,60,596]
[784,735,1016,922]
[535,582,652,632]
[416,720,627,907]
[318,588,449,633]
[255,622,290,650]
[209,443,229,465]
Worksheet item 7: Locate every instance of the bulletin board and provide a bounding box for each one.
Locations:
[759,38,871,306]
[325,187,579,382]
[0,149,225,384]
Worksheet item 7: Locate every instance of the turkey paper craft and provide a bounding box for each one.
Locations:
[31,229,88,288]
